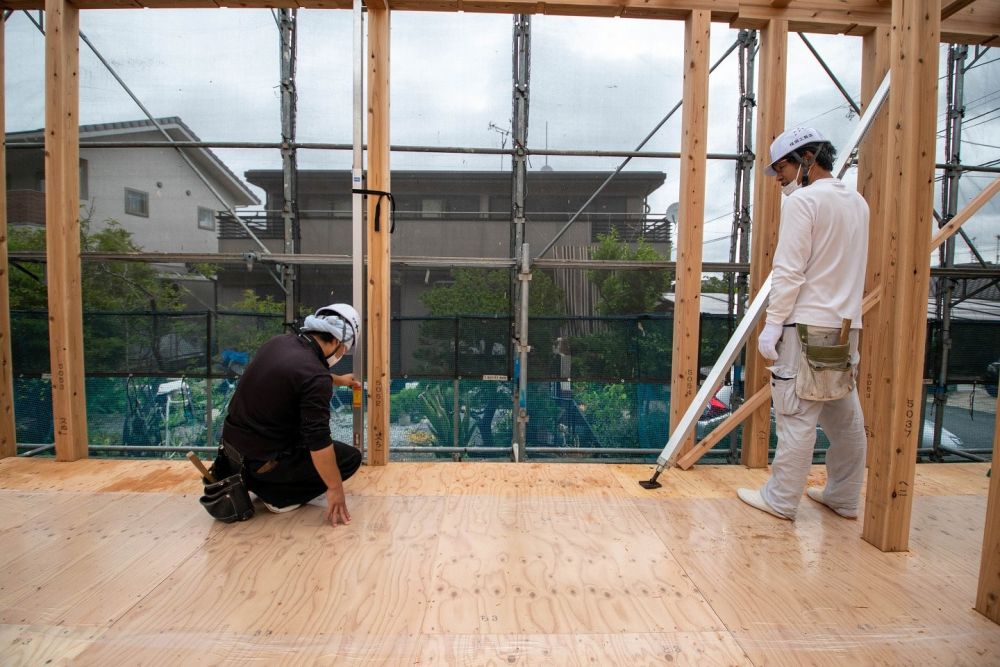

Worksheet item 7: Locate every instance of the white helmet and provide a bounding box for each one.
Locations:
[764,127,828,176]
[301,303,361,354]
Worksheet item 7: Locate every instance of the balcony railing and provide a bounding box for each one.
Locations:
[218,209,671,245]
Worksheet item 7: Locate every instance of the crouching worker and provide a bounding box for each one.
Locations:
[217,303,363,525]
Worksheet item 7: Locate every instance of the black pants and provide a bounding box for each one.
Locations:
[241,441,362,508]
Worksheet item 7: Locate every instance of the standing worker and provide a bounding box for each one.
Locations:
[220,303,363,525]
[738,127,870,521]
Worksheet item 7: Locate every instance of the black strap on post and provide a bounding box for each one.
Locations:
[352,188,396,234]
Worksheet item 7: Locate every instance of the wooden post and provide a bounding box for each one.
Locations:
[741,19,787,469]
[0,19,15,459]
[975,390,1000,624]
[45,0,88,461]
[366,6,391,466]
[858,28,891,468]
[862,0,941,552]
[668,10,710,459]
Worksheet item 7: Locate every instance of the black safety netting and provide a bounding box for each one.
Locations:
[11,309,998,460]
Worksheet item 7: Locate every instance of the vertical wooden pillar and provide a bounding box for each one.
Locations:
[862,0,940,552]
[45,0,88,461]
[742,19,787,468]
[668,10,710,458]
[975,390,1000,624]
[366,6,391,466]
[0,19,15,459]
[858,28,891,468]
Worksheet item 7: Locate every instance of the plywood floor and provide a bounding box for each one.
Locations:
[1,458,998,666]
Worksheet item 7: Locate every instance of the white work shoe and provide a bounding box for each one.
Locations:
[737,488,792,521]
[262,501,302,514]
[805,487,857,519]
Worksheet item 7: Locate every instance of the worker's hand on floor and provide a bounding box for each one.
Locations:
[758,322,783,361]
[325,488,352,526]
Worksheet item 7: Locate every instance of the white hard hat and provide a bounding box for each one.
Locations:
[301,303,361,354]
[764,127,828,176]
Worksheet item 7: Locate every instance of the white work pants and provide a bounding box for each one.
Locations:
[760,327,867,519]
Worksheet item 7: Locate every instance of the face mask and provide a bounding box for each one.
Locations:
[781,164,802,196]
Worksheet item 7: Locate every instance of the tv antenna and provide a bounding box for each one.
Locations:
[488,122,510,170]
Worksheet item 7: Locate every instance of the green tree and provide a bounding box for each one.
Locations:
[589,229,672,315]
[701,275,731,294]
[9,216,189,375]
[413,268,566,449]
[9,217,183,312]
[421,268,564,316]
[214,289,285,361]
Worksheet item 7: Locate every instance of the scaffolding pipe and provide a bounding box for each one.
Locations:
[510,14,531,462]
[535,37,741,261]
[5,139,741,161]
[727,29,757,462]
[352,0,366,456]
[797,33,862,117]
[932,44,968,460]
[279,9,300,324]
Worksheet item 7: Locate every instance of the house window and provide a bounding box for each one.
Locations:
[124,188,149,217]
[197,206,216,230]
[422,198,444,219]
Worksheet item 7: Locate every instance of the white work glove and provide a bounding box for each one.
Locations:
[757,322,784,361]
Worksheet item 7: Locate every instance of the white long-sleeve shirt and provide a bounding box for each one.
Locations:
[766,177,869,329]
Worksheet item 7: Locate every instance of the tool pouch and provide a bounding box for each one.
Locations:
[200,474,255,523]
[199,446,255,523]
[794,324,853,402]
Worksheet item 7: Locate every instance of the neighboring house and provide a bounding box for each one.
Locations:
[6,117,259,254]
[217,168,669,316]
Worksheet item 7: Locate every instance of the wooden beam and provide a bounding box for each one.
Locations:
[862,0,941,553]
[366,6,391,466]
[676,384,771,469]
[0,18,15,460]
[44,0,88,461]
[929,175,1000,252]
[0,0,997,43]
[975,389,1000,624]
[857,27,890,469]
[668,10,711,460]
[941,0,977,19]
[742,18,786,469]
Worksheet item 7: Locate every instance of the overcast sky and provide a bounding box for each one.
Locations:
[6,9,999,264]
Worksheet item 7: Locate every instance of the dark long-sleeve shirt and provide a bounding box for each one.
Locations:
[222,333,333,460]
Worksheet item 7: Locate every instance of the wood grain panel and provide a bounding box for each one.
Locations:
[0,17,13,460]
[669,10,711,459]
[638,494,1000,664]
[0,493,212,626]
[349,461,629,499]
[863,0,941,553]
[421,494,726,635]
[742,18,787,468]
[366,7,391,466]
[0,460,996,663]
[0,458,202,493]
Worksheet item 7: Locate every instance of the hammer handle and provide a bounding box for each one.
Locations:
[187,452,216,484]
[838,318,851,345]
